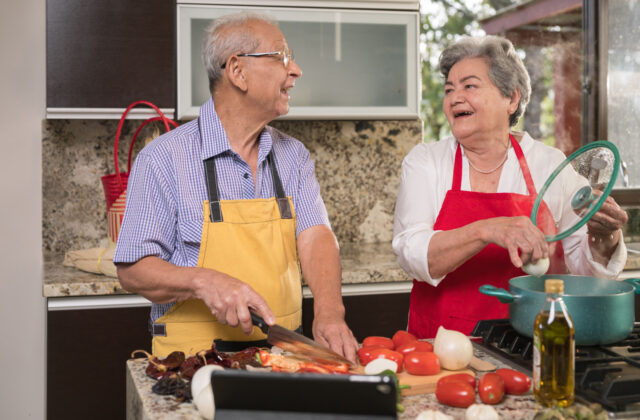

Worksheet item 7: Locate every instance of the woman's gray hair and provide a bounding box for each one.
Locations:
[439,36,531,127]
[202,12,278,93]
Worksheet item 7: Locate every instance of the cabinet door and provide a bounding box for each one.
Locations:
[46,0,175,117]
[177,5,419,119]
[47,306,151,420]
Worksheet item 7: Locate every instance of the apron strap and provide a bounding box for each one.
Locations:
[199,118,292,222]
[509,133,537,196]
[266,151,293,219]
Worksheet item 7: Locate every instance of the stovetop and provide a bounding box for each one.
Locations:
[471,319,640,418]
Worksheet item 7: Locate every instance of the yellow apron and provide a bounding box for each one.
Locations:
[151,148,302,358]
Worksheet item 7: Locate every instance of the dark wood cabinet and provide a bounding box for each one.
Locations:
[47,305,151,420]
[46,0,175,109]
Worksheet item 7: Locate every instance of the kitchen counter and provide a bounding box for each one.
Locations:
[43,242,411,297]
[125,347,539,420]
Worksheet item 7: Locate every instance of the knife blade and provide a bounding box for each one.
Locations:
[250,312,355,367]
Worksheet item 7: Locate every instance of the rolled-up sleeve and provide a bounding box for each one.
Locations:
[392,146,446,286]
[292,145,330,236]
[113,151,177,264]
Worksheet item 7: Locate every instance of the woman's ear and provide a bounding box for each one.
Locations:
[509,89,522,115]
[225,57,248,92]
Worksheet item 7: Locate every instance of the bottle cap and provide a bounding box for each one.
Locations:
[545,279,564,294]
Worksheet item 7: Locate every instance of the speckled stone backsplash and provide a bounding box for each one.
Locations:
[42,119,423,253]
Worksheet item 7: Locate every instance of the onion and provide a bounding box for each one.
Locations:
[465,404,499,420]
[191,364,224,420]
[416,409,454,420]
[522,256,549,277]
[433,326,473,370]
[364,358,398,375]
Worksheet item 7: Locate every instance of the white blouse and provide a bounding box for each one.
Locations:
[392,132,628,286]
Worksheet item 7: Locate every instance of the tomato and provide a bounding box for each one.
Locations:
[395,340,434,355]
[435,381,475,408]
[366,348,404,372]
[403,351,440,375]
[437,373,476,389]
[478,372,505,404]
[362,336,395,350]
[357,345,385,366]
[496,368,532,395]
[392,330,417,348]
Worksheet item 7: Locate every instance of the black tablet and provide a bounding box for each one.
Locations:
[210,369,398,420]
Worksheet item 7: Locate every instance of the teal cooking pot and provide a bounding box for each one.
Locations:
[479,275,640,345]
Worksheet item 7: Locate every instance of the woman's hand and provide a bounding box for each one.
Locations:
[586,196,627,262]
[479,216,549,268]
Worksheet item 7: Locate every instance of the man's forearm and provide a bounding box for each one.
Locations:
[297,225,345,317]
[116,256,198,304]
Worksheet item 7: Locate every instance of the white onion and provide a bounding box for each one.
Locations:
[433,326,473,370]
[522,256,549,277]
[364,358,398,375]
[190,364,224,420]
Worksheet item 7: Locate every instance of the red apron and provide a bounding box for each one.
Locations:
[408,134,566,338]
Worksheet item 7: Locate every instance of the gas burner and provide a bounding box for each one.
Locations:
[471,319,640,418]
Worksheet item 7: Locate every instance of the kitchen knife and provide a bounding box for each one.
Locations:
[250,312,355,367]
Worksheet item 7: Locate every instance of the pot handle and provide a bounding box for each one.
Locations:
[479,285,515,304]
[623,278,640,294]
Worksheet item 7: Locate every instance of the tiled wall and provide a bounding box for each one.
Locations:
[42,119,423,253]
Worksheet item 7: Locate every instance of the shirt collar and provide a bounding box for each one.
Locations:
[199,97,273,164]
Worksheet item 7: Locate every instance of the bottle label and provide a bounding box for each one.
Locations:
[533,334,540,391]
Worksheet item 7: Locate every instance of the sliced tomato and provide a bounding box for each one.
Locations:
[478,372,505,404]
[395,340,434,355]
[403,351,440,375]
[392,330,417,348]
[362,336,395,350]
[366,348,404,372]
[437,372,476,389]
[357,345,385,366]
[435,381,475,408]
[496,368,532,395]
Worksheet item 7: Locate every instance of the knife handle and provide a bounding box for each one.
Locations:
[250,312,269,334]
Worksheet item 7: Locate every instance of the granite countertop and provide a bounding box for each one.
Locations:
[43,242,411,298]
[126,347,539,420]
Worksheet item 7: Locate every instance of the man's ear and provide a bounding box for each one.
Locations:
[225,57,248,92]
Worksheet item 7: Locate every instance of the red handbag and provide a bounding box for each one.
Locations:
[101,101,178,245]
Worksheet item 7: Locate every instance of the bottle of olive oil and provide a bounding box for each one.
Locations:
[533,279,575,407]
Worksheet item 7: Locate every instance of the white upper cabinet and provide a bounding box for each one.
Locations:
[177,2,420,120]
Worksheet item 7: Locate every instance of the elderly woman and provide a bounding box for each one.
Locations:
[393,36,628,338]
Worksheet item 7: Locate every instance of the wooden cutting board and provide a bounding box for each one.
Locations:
[397,367,475,396]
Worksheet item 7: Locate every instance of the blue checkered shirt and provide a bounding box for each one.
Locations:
[113,97,330,322]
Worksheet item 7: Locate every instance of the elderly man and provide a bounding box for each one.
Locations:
[114,12,358,362]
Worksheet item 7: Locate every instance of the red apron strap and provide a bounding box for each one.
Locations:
[453,144,463,191]
[510,134,537,196]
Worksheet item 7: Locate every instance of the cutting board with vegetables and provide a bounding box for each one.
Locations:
[397,368,475,396]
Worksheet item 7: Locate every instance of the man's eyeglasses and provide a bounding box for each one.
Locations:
[221,48,295,69]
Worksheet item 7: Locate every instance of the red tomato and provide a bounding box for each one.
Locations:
[357,346,385,366]
[366,348,404,372]
[395,340,434,355]
[362,336,395,350]
[496,368,532,395]
[478,372,505,405]
[437,373,476,389]
[435,381,475,408]
[403,351,440,375]
[392,330,417,348]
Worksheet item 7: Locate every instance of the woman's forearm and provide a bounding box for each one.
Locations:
[427,220,489,279]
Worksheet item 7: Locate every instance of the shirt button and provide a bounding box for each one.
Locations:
[243,173,249,179]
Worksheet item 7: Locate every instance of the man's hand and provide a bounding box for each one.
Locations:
[191,268,275,334]
[312,310,359,364]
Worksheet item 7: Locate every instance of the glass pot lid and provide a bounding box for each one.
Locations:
[531,141,620,242]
